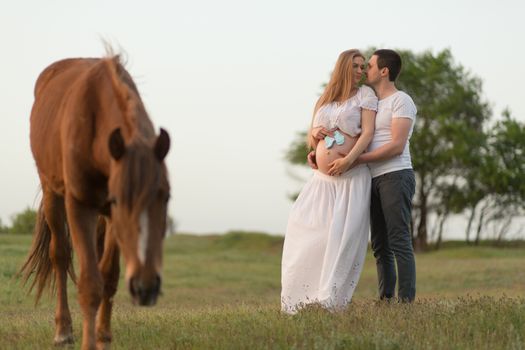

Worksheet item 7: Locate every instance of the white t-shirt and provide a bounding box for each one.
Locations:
[313,85,378,137]
[368,90,417,178]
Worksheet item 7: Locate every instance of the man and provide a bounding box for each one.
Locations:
[358,49,417,302]
[307,49,417,302]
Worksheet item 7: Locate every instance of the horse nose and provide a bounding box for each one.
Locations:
[129,274,161,306]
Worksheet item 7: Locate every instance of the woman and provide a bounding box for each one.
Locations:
[281,49,377,314]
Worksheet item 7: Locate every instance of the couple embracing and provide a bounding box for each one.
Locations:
[281,49,417,314]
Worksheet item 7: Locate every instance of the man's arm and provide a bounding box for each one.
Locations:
[357,117,413,164]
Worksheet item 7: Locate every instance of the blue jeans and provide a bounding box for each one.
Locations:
[370,169,416,302]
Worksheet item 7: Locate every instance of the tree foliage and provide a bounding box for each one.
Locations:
[8,207,37,234]
[0,218,8,234]
[396,49,492,250]
[285,131,309,166]
[466,111,525,244]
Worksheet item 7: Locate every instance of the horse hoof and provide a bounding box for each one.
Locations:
[54,334,74,346]
[96,339,112,350]
[97,333,112,343]
[97,342,111,350]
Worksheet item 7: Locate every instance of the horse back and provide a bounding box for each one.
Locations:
[30,58,108,202]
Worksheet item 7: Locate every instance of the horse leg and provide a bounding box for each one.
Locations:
[95,217,120,347]
[65,195,102,350]
[43,189,74,345]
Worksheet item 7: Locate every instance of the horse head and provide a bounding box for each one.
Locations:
[107,127,170,306]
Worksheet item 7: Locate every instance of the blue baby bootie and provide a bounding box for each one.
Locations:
[334,130,345,145]
[324,130,345,149]
[325,135,335,148]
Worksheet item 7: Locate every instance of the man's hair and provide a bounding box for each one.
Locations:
[374,49,402,81]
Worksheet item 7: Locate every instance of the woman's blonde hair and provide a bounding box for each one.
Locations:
[308,49,364,149]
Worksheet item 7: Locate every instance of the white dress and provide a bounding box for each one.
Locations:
[281,86,378,314]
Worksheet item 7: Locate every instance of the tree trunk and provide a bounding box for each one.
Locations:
[474,202,489,245]
[415,183,428,252]
[496,215,512,245]
[410,215,415,243]
[465,204,477,244]
[435,209,448,250]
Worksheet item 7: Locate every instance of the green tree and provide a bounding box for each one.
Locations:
[285,131,309,166]
[167,215,177,236]
[470,110,525,244]
[9,207,37,234]
[0,218,8,233]
[396,49,491,251]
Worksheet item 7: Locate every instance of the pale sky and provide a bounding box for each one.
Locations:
[1,0,524,237]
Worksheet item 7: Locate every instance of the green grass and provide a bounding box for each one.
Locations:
[0,232,524,349]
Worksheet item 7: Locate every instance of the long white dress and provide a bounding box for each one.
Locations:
[281,86,378,314]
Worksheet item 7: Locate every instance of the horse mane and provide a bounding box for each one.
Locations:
[102,54,139,139]
[100,49,164,213]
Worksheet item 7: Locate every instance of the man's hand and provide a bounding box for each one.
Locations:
[307,151,318,169]
[351,156,363,169]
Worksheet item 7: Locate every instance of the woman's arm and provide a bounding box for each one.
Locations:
[309,129,319,150]
[327,109,376,176]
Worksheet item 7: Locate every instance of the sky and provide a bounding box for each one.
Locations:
[1,0,524,238]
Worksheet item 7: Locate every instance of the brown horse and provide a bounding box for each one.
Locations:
[20,54,170,350]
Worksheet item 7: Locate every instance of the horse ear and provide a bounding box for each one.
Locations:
[154,128,170,161]
[109,128,126,160]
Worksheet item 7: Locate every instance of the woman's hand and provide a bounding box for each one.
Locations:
[311,127,332,140]
[307,151,317,169]
[327,157,352,176]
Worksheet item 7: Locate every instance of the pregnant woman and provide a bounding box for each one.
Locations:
[281,49,377,314]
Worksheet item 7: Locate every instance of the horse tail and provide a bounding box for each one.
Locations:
[19,202,52,303]
[18,201,75,303]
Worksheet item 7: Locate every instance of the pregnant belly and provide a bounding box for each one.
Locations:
[315,132,358,175]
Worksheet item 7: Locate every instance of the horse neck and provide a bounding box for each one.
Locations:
[101,57,155,143]
[101,83,155,144]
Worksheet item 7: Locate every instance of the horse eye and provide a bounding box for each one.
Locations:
[158,190,170,203]
[109,197,117,205]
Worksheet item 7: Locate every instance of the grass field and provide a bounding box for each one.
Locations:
[0,232,524,349]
